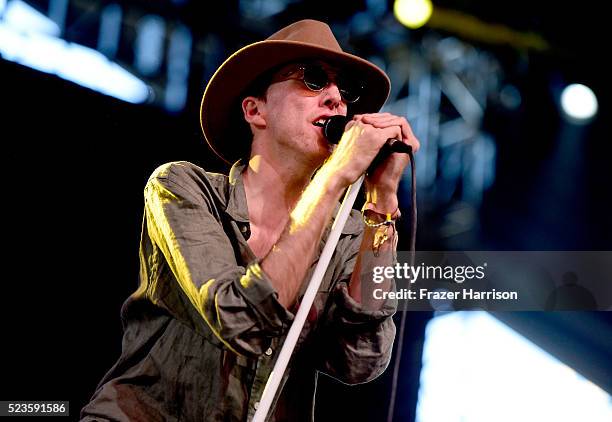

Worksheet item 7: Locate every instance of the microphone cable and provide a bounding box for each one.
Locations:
[386,147,416,422]
[322,116,417,421]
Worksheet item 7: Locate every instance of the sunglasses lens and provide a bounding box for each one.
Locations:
[302,66,329,91]
[337,74,362,103]
[300,65,362,103]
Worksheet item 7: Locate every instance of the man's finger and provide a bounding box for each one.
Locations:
[360,115,413,143]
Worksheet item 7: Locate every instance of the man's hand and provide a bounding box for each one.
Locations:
[357,113,419,212]
[324,113,420,211]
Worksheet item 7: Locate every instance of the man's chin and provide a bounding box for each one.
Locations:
[303,148,330,171]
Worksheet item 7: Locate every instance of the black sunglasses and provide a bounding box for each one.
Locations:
[281,64,363,104]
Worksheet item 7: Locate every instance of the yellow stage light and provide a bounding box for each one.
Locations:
[394,0,433,29]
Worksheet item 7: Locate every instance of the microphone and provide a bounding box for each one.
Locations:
[321,115,411,172]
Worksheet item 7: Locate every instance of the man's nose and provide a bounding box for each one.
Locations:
[321,83,344,110]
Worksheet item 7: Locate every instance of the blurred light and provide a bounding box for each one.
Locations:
[0,0,6,15]
[0,1,149,104]
[59,43,150,104]
[134,15,166,76]
[499,84,522,110]
[2,0,59,36]
[239,0,289,19]
[394,0,433,29]
[561,83,598,122]
[97,3,122,58]
[48,0,68,34]
[350,12,376,36]
[366,0,388,17]
[165,24,192,112]
[417,312,612,422]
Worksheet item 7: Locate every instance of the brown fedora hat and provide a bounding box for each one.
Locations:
[200,19,391,165]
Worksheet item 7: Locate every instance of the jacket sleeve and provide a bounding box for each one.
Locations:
[316,222,397,384]
[142,163,293,358]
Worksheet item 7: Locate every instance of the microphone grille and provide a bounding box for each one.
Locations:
[323,115,349,144]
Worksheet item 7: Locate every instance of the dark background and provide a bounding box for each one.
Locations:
[2,0,611,420]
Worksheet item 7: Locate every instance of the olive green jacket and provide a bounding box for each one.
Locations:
[81,161,396,422]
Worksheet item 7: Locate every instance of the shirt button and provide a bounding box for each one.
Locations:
[254,401,259,410]
[240,225,248,233]
[265,347,273,356]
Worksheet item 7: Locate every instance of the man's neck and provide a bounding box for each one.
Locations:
[242,153,315,231]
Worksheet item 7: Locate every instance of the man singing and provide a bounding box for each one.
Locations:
[81,19,419,422]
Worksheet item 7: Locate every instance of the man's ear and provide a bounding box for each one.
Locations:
[242,96,267,129]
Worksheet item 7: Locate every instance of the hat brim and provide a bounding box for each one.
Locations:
[200,40,391,165]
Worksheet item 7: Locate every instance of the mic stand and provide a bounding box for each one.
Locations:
[252,175,365,422]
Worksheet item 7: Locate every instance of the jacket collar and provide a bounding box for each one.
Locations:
[226,160,250,223]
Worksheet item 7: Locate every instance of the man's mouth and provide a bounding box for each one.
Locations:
[312,118,327,127]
